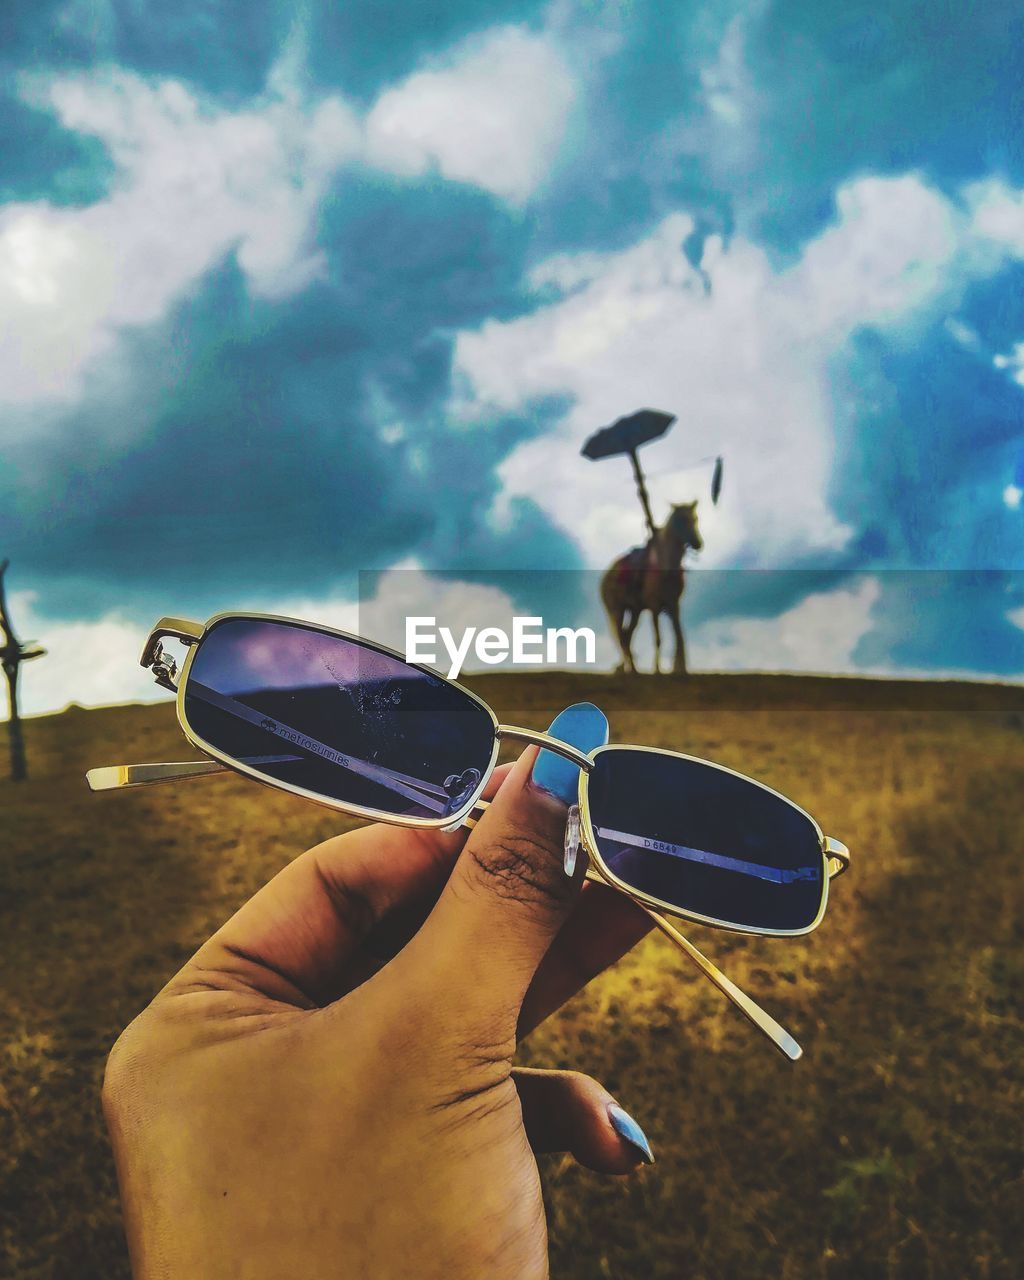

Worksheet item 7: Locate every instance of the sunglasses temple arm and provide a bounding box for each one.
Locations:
[86,760,229,789]
[638,905,803,1062]
[464,803,803,1061]
[86,744,452,812]
[86,753,452,813]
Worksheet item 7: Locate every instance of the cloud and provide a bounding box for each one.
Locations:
[679,2,1024,254]
[993,341,1024,387]
[0,198,584,622]
[967,179,1024,259]
[788,176,961,336]
[0,69,361,406]
[4,3,1023,696]
[688,572,1024,683]
[691,575,880,674]
[11,590,157,716]
[451,171,1024,583]
[364,26,576,204]
[1,22,576,410]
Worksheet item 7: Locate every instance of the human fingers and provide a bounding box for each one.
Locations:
[514,1067,655,1173]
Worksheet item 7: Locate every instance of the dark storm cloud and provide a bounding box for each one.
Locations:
[0,175,582,623]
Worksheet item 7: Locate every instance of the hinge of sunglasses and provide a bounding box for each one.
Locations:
[139,616,204,691]
[146,641,178,692]
[824,836,850,880]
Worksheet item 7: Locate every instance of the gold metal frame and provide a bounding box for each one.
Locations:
[86,610,852,1061]
[577,744,831,939]
[176,612,504,831]
[88,612,597,829]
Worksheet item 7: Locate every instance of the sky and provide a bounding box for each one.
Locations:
[1,0,1023,714]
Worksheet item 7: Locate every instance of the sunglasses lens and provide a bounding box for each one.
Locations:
[586,749,825,932]
[182,617,495,820]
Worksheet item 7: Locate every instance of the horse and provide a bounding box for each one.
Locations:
[600,501,703,675]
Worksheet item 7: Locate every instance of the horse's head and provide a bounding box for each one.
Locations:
[668,501,703,552]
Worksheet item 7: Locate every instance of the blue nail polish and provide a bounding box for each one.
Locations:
[608,1103,655,1164]
[530,702,608,805]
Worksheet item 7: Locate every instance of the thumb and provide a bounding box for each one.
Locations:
[400,703,607,1038]
[514,1067,655,1173]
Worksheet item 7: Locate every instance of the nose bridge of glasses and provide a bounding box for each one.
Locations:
[494,724,594,773]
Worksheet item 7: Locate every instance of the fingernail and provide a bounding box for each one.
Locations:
[608,1103,655,1165]
[529,702,608,805]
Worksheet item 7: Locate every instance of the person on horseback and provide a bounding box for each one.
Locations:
[601,502,703,675]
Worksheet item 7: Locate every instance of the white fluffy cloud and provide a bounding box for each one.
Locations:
[452,172,1024,573]
[0,24,576,410]
[787,176,961,336]
[698,575,1023,682]
[691,576,880,674]
[993,341,1024,388]
[0,72,361,406]
[966,178,1024,259]
[365,26,575,204]
[10,591,157,716]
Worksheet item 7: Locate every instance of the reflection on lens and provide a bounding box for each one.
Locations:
[183,617,496,820]
[587,748,824,932]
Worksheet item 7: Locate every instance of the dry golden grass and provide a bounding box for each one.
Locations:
[2,673,1022,1279]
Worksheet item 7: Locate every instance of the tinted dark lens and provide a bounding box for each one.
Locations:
[183,618,496,820]
[587,749,824,932]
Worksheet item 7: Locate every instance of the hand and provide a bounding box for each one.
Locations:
[102,710,655,1280]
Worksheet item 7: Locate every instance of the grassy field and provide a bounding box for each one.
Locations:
[2,673,1022,1279]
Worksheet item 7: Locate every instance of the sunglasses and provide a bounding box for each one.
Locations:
[87,612,850,1060]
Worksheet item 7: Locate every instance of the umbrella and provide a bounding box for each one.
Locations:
[581,409,677,536]
[581,409,676,460]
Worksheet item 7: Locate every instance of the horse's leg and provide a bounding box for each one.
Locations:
[651,610,662,675]
[621,608,640,675]
[670,600,688,675]
[615,610,634,674]
[604,598,632,674]
[601,574,630,674]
